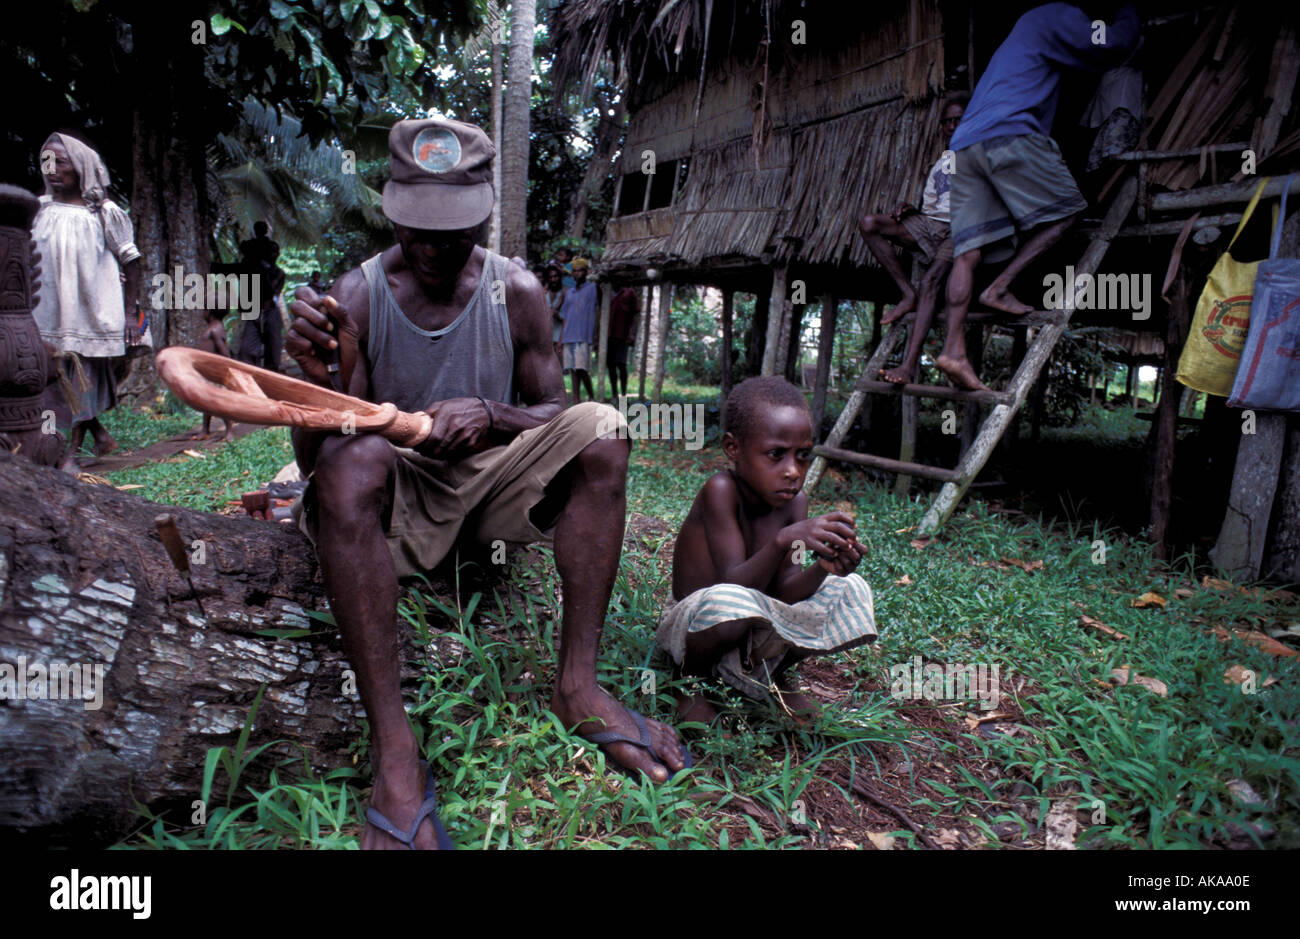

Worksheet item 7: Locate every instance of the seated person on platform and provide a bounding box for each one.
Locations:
[658,377,878,721]
[185,308,234,441]
[858,94,966,385]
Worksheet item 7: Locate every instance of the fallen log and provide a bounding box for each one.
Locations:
[0,449,371,845]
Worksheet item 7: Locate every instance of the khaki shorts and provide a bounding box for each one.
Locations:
[949,133,1088,258]
[900,213,954,267]
[563,341,592,372]
[293,402,626,580]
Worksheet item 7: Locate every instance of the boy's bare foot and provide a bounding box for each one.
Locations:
[361,754,446,850]
[881,290,918,324]
[552,686,684,782]
[676,691,720,724]
[91,434,118,458]
[978,285,1034,315]
[878,364,917,385]
[936,353,989,392]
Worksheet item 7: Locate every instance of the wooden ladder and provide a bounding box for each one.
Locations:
[805,177,1138,534]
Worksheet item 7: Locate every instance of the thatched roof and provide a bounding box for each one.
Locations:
[560,0,948,285]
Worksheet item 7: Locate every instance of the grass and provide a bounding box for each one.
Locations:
[105,388,1300,850]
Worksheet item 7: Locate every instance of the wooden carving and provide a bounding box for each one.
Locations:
[0,183,61,466]
[155,347,433,447]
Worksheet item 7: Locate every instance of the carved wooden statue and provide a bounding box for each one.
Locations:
[0,183,62,466]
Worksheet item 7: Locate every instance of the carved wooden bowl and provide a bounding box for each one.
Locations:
[155,347,433,446]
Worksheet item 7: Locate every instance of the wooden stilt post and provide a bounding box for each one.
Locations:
[595,285,611,402]
[651,283,673,402]
[812,294,837,432]
[761,264,788,376]
[721,289,735,423]
[896,395,918,498]
[1150,264,1191,559]
[783,303,804,383]
[638,285,654,401]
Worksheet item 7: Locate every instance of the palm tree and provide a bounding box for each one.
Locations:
[500,0,536,258]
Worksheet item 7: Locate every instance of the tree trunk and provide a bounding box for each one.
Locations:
[651,284,673,402]
[489,3,504,255]
[121,10,216,401]
[500,0,536,259]
[0,451,380,845]
[568,94,626,241]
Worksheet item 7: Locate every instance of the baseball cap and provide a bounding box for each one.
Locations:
[571,257,590,270]
[382,118,495,230]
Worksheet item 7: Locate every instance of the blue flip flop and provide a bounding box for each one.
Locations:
[365,760,455,850]
[582,708,694,781]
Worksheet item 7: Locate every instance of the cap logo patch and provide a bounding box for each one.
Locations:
[412,127,461,174]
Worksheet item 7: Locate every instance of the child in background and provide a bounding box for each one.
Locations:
[186,308,235,441]
[658,377,878,721]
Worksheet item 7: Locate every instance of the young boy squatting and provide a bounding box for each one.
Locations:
[658,377,878,720]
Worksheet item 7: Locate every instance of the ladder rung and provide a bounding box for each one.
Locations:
[855,379,1012,406]
[814,445,962,482]
[896,309,1065,327]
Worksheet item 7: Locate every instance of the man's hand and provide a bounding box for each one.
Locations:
[781,511,857,560]
[891,202,917,222]
[286,287,359,387]
[420,397,493,459]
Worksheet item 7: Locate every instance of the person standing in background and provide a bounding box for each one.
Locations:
[606,285,639,401]
[31,132,142,474]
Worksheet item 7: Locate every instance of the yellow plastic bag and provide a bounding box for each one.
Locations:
[1176,178,1272,397]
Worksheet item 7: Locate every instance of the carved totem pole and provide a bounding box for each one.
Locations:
[0,183,63,466]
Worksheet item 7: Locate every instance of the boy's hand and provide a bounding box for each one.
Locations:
[818,535,865,576]
[782,511,856,561]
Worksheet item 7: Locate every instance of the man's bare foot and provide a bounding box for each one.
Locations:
[936,353,990,392]
[878,364,918,385]
[881,289,918,325]
[979,285,1034,315]
[552,686,685,782]
[361,754,447,850]
[676,691,720,724]
[58,455,80,476]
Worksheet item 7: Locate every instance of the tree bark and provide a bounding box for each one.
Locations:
[500,0,536,259]
[489,2,504,255]
[0,451,383,845]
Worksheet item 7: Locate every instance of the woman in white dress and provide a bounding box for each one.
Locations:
[32,133,142,472]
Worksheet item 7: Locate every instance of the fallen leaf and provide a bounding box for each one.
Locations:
[1202,575,1236,592]
[1209,626,1299,658]
[894,526,916,534]
[1045,800,1079,850]
[1080,614,1131,641]
[834,501,857,520]
[76,472,112,485]
[1174,588,1196,599]
[931,828,963,849]
[115,484,144,490]
[182,448,206,459]
[910,538,933,550]
[865,831,896,851]
[893,574,913,586]
[1222,665,1276,688]
[1109,667,1168,696]
[1132,592,1167,608]
[1000,557,1044,572]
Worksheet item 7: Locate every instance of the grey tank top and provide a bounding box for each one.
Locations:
[362,250,515,413]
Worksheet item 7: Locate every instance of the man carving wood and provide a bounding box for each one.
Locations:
[285,118,687,850]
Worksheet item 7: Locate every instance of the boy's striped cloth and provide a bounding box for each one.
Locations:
[657,574,878,699]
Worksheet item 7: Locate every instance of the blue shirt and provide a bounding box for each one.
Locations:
[950,3,1140,152]
[560,282,598,343]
